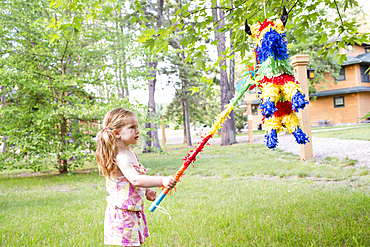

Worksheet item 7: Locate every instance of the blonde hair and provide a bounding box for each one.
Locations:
[96,108,135,179]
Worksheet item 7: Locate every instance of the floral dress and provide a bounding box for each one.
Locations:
[104,153,149,246]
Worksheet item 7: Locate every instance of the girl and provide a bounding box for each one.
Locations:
[96,108,177,246]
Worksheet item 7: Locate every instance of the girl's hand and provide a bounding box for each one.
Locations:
[145,189,156,201]
[162,176,178,189]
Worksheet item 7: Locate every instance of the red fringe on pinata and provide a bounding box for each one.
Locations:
[257,19,275,39]
[259,74,296,86]
[274,101,293,117]
[249,84,263,91]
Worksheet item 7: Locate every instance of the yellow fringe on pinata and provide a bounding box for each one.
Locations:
[281,81,301,101]
[264,116,284,133]
[250,23,261,41]
[281,112,301,133]
[251,19,286,45]
[274,19,285,33]
[262,83,280,103]
[206,104,234,136]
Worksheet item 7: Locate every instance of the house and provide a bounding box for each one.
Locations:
[244,43,370,130]
[243,87,264,130]
[310,43,370,126]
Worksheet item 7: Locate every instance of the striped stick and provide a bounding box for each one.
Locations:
[149,79,253,212]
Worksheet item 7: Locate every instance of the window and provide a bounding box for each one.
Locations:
[337,67,345,81]
[360,65,370,82]
[252,104,258,115]
[334,96,345,108]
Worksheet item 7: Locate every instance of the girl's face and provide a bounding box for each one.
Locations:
[115,115,140,148]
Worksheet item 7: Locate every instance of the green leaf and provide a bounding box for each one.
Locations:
[143,39,156,51]
[47,18,56,29]
[194,58,205,71]
[102,6,113,16]
[48,33,59,44]
[72,17,83,30]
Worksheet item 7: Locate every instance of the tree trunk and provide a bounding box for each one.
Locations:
[122,51,129,99]
[179,47,192,146]
[151,122,161,150]
[214,4,230,146]
[58,157,68,174]
[145,60,161,152]
[119,15,129,99]
[58,116,68,174]
[113,24,121,99]
[97,84,103,129]
[183,115,187,145]
[183,98,192,146]
[229,1,236,144]
[103,73,109,101]
[143,0,164,152]
[1,86,8,153]
[143,121,152,153]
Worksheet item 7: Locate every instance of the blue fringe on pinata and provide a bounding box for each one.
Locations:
[292,127,310,145]
[256,29,289,63]
[291,91,309,112]
[259,99,277,118]
[265,129,278,149]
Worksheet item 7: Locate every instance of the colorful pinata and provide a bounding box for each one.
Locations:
[247,19,310,149]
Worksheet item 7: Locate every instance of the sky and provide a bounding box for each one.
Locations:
[129,0,370,105]
[129,73,177,105]
[359,0,370,12]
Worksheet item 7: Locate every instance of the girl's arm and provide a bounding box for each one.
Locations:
[116,154,177,189]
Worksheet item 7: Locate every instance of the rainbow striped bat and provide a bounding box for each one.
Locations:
[149,77,254,212]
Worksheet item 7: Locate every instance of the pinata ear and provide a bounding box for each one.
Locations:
[244,19,252,35]
[280,6,288,26]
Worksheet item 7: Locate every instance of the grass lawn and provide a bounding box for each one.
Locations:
[1,143,370,246]
[312,124,370,141]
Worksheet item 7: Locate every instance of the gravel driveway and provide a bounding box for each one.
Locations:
[164,128,370,168]
[267,134,370,167]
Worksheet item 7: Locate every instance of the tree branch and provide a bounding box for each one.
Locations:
[333,0,344,27]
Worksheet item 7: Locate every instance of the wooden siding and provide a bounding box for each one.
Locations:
[339,44,366,57]
[358,92,370,118]
[310,93,359,124]
[315,65,360,91]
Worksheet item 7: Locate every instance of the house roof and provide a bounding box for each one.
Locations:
[252,99,261,104]
[239,99,261,106]
[342,52,370,66]
[328,37,370,46]
[311,86,370,97]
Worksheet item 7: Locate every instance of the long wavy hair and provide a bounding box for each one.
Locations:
[96,108,135,179]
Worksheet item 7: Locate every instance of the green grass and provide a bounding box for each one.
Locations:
[312,124,370,141]
[146,177,370,246]
[139,143,367,180]
[1,143,370,246]
[0,173,106,246]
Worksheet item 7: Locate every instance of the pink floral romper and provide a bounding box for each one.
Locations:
[104,153,149,246]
